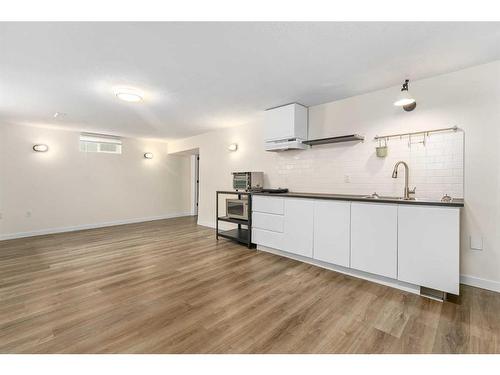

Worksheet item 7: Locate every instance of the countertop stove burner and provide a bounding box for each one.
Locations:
[250,188,289,194]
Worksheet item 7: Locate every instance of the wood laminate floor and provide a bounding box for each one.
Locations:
[0,216,499,353]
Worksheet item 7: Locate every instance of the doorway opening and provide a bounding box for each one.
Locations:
[191,154,200,216]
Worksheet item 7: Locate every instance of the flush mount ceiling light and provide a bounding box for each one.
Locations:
[227,143,238,152]
[33,144,49,152]
[114,87,143,103]
[394,79,417,112]
[144,152,154,159]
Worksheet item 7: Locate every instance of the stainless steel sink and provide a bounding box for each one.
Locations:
[363,193,416,201]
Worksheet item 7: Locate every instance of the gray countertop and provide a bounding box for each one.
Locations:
[251,191,464,207]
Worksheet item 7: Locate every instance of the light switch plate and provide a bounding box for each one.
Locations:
[470,235,483,250]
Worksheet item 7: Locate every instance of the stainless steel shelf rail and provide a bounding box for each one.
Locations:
[374,126,459,141]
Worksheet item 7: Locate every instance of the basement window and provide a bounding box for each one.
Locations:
[79,133,122,154]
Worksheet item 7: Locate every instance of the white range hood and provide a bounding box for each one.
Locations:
[264,139,309,152]
[263,103,309,151]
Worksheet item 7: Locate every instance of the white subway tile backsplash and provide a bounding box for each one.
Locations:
[269,130,464,200]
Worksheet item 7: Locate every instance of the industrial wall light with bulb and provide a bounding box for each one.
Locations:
[227,143,238,152]
[394,79,416,112]
[33,144,49,152]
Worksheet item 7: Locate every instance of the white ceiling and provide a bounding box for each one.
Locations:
[1,22,499,140]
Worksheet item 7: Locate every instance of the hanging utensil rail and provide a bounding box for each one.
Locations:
[374,126,459,141]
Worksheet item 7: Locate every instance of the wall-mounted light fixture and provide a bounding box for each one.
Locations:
[33,144,49,152]
[227,143,238,152]
[394,79,416,112]
[144,152,154,159]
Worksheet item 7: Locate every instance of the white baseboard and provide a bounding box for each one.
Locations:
[197,220,215,228]
[460,274,500,293]
[197,220,236,231]
[0,212,192,241]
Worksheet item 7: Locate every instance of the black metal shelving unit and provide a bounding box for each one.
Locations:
[216,190,254,248]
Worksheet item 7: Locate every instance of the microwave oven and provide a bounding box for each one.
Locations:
[226,199,249,220]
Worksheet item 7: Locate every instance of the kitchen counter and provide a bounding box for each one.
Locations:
[252,191,464,207]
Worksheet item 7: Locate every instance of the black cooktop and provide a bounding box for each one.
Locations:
[251,188,289,194]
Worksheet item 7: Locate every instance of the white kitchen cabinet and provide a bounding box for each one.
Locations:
[252,197,313,257]
[252,195,284,215]
[263,103,308,142]
[398,205,460,294]
[252,194,462,297]
[350,202,398,278]
[252,196,285,250]
[252,228,285,250]
[252,212,284,233]
[283,198,314,257]
[313,200,350,267]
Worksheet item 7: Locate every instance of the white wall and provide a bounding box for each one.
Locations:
[0,124,192,239]
[169,60,500,289]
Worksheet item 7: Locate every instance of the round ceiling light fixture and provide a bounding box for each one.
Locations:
[114,87,143,103]
[394,79,416,112]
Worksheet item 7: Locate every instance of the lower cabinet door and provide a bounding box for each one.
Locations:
[398,205,460,294]
[350,202,398,278]
[313,200,350,267]
[283,198,314,258]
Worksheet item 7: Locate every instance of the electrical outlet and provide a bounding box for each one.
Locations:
[470,235,483,251]
[344,175,351,183]
[25,210,32,218]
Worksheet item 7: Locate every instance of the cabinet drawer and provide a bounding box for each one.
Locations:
[252,228,285,250]
[252,212,284,233]
[252,196,284,215]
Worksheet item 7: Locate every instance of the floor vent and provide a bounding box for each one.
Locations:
[420,286,446,302]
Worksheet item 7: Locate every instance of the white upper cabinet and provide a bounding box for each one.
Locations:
[350,202,398,278]
[313,200,350,267]
[263,103,308,142]
[283,198,314,258]
[398,205,460,294]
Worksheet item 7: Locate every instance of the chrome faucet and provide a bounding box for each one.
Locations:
[392,161,416,200]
